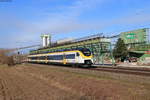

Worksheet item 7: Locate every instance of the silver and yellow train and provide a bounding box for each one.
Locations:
[27,48,93,66]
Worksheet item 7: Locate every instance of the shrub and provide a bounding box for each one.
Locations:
[0,49,15,66]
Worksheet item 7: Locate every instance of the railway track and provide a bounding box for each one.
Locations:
[29,63,150,76]
[88,66,150,76]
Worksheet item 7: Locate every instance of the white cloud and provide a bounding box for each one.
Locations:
[1,0,150,48]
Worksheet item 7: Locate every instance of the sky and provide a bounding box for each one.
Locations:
[0,0,150,49]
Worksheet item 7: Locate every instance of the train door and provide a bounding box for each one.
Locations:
[45,56,48,63]
[76,52,80,63]
[63,54,67,64]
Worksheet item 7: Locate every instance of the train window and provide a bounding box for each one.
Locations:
[30,57,37,60]
[39,56,46,60]
[56,55,63,60]
[76,53,80,56]
[66,54,75,59]
[48,55,63,60]
[79,48,91,56]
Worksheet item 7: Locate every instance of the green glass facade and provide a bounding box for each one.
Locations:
[120,28,148,44]
[120,28,150,62]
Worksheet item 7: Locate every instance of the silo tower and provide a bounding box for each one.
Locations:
[41,34,51,47]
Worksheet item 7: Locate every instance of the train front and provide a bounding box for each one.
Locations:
[78,48,93,66]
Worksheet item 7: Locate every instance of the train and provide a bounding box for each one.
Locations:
[27,48,93,67]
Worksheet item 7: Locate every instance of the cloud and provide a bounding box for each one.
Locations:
[1,0,150,48]
[31,0,108,33]
[34,0,150,34]
[113,13,150,25]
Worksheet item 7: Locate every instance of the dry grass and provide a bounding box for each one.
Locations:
[0,63,150,100]
[15,64,150,100]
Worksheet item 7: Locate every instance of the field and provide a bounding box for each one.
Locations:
[0,64,150,100]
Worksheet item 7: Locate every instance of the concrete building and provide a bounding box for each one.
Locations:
[41,34,51,47]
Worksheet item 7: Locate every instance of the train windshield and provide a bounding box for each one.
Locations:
[79,48,91,56]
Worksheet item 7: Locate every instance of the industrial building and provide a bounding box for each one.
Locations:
[120,28,150,64]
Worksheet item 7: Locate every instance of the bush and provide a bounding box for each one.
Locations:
[0,49,15,66]
[7,56,15,66]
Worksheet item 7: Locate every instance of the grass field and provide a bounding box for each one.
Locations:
[0,64,150,100]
